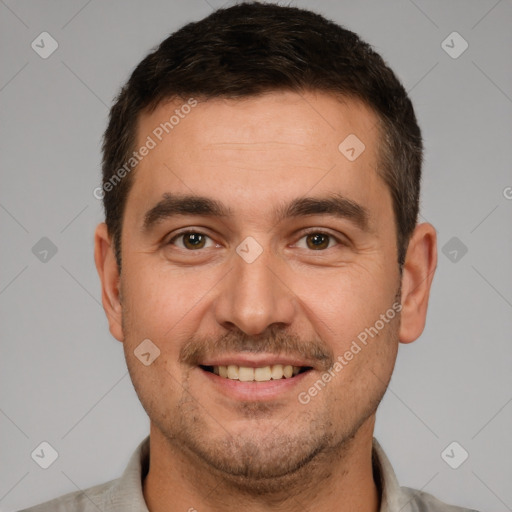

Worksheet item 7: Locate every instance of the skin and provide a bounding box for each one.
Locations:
[95,91,437,512]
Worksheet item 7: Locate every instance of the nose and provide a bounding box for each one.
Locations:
[213,245,296,336]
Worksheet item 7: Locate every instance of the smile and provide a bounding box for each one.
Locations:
[200,364,312,382]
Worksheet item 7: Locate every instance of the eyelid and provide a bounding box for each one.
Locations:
[293,228,348,248]
[167,229,217,248]
[165,227,348,250]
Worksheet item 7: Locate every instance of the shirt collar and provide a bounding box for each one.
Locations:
[372,437,412,511]
[104,436,150,511]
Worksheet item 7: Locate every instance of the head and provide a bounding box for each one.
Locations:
[95,1,436,491]
[101,2,423,271]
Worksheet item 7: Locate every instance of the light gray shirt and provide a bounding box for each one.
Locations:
[19,436,479,512]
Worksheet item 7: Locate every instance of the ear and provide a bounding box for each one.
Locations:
[399,223,437,344]
[94,223,124,342]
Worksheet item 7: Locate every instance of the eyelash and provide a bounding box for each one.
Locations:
[167,229,345,251]
[298,229,345,248]
[167,230,218,250]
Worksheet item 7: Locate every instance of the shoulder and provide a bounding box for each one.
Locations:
[401,486,480,512]
[18,436,150,512]
[17,478,117,512]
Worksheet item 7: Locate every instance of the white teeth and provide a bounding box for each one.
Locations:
[211,364,301,381]
[254,366,272,381]
[271,364,284,379]
[227,365,239,380]
[238,366,254,382]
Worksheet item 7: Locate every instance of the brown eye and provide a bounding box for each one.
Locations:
[293,230,346,251]
[183,233,206,249]
[170,232,212,250]
[305,233,332,250]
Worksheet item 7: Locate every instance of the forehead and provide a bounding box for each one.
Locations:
[128,91,389,226]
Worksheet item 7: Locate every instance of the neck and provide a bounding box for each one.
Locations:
[142,417,380,512]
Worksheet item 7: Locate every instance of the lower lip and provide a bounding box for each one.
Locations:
[199,367,312,401]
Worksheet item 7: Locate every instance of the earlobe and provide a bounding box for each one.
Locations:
[94,223,125,342]
[398,223,437,344]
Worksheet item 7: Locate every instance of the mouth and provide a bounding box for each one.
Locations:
[196,354,317,401]
[200,364,313,382]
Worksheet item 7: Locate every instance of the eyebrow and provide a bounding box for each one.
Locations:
[142,192,370,232]
[143,193,232,230]
[273,194,369,231]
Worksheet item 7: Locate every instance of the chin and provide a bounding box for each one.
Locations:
[191,434,331,494]
[164,409,336,491]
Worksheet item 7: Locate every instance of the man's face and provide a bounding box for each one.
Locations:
[110,91,403,482]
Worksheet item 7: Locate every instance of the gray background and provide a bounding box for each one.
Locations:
[1,0,511,510]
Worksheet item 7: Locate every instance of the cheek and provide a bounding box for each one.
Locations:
[120,261,201,345]
[120,266,198,403]
[292,262,398,349]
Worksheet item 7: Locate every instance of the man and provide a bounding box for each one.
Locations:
[21,2,479,511]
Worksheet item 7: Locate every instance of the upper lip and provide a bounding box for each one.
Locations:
[199,353,316,369]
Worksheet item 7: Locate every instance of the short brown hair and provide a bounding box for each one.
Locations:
[101,1,422,269]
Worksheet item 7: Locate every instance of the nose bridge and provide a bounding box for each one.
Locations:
[214,241,295,335]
